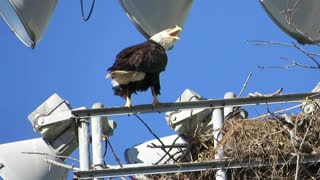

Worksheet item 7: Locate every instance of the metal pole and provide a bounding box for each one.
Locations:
[212,108,226,180]
[221,92,236,180]
[224,92,236,117]
[78,117,90,171]
[91,103,105,180]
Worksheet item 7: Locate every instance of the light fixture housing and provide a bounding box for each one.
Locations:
[165,89,213,136]
[28,93,77,156]
[119,0,193,38]
[260,0,320,44]
[0,0,58,48]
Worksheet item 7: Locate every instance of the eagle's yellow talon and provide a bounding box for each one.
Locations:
[125,102,132,108]
[152,97,160,106]
[125,96,132,108]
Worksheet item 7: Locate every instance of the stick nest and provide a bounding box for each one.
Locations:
[149,110,320,179]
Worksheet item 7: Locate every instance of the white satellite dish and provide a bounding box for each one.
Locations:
[0,138,68,180]
[119,0,193,38]
[125,134,187,165]
[0,0,58,48]
[260,0,320,44]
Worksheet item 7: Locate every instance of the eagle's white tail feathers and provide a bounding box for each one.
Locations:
[106,70,146,85]
[111,79,120,88]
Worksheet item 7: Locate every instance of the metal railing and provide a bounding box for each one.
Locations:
[72,92,320,179]
[71,92,319,117]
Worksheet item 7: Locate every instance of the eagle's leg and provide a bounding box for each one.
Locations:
[151,86,160,106]
[151,75,161,106]
[124,88,132,108]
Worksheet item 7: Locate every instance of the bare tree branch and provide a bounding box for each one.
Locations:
[291,43,320,67]
[248,40,320,69]
[249,40,320,56]
[257,57,320,69]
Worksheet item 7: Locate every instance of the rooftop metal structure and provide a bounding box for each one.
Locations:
[70,91,320,179]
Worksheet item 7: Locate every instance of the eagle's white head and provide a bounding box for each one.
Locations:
[150,25,182,50]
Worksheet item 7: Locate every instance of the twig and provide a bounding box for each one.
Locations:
[22,152,79,162]
[266,105,303,179]
[248,88,283,98]
[133,114,178,163]
[249,104,302,120]
[103,136,123,168]
[293,114,300,180]
[266,128,287,137]
[104,137,128,180]
[248,40,320,69]
[292,115,316,180]
[250,92,320,120]
[295,154,300,180]
[299,116,315,151]
[147,144,187,149]
[209,121,244,158]
[249,40,293,47]
[249,40,320,56]
[292,43,320,68]
[224,72,252,120]
[45,159,80,171]
[154,135,183,164]
[238,72,253,97]
[258,57,320,69]
[266,105,300,147]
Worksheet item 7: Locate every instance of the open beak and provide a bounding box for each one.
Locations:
[169,25,182,40]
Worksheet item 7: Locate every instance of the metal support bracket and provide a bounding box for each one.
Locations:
[34,110,75,129]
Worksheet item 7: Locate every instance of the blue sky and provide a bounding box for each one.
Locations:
[0,0,319,178]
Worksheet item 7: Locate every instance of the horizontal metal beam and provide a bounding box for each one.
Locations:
[74,155,320,179]
[71,92,320,117]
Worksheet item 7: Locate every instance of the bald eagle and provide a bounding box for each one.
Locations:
[106,26,182,107]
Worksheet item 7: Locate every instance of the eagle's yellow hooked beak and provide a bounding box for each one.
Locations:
[168,25,182,40]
